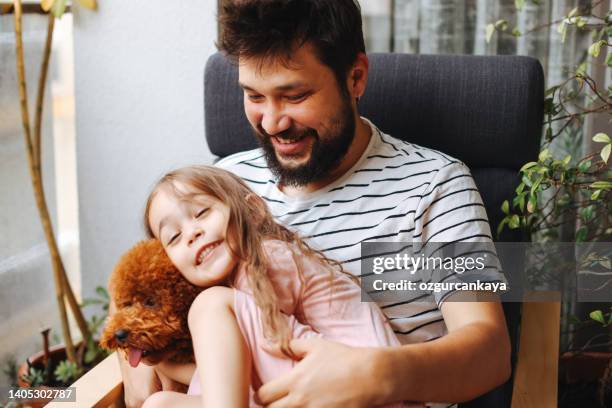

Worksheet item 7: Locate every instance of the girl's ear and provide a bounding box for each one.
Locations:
[245,193,267,224]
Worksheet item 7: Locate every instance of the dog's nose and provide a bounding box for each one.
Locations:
[115,329,129,343]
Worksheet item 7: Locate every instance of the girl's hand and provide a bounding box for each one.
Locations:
[256,338,389,408]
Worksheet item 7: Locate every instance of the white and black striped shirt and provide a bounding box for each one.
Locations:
[218,118,502,346]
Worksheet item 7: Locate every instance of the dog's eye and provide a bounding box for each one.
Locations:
[143,298,156,308]
[122,302,132,308]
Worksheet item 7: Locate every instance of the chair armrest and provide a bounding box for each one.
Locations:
[46,351,124,408]
[511,294,561,408]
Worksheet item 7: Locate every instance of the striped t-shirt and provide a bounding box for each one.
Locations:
[217,118,501,345]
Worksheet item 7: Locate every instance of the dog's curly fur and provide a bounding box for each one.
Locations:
[100,239,203,366]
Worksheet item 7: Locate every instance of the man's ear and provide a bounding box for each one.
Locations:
[347,52,369,100]
[245,193,267,224]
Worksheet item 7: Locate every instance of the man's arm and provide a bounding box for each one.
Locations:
[378,298,511,404]
[256,295,510,407]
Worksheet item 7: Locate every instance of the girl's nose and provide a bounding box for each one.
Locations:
[189,229,204,245]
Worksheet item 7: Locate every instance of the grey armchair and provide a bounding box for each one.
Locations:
[204,52,550,408]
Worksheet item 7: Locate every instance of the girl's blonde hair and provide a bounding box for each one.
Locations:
[144,165,344,357]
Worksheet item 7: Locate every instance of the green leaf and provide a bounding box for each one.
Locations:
[601,144,611,164]
[538,149,551,162]
[579,206,594,223]
[51,0,67,18]
[513,194,526,212]
[527,194,537,213]
[591,189,602,200]
[562,155,572,166]
[578,160,592,173]
[508,214,520,229]
[568,7,579,18]
[497,218,508,236]
[516,182,525,195]
[557,22,567,43]
[522,175,533,188]
[520,162,539,173]
[545,86,559,97]
[576,225,588,242]
[589,40,606,58]
[590,310,606,325]
[530,175,544,196]
[512,27,522,37]
[576,17,586,28]
[501,200,510,215]
[515,0,525,11]
[545,127,553,141]
[606,53,612,68]
[599,259,612,270]
[576,62,587,77]
[590,181,612,190]
[485,24,495,44]
[495,19,509,31]
[593,133,611,144]
[95,286,109,299]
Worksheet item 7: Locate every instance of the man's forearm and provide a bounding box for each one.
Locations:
[373,321,511,404]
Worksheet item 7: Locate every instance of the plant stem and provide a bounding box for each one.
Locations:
[12,0,93,364]
[33,13,54,167]
[32,5,92,348]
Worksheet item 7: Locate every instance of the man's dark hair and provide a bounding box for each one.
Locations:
[218,0,366,86]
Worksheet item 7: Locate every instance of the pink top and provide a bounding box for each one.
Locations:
[189,240,414,407]
[233,239,400,349]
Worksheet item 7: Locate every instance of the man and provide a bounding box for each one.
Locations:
[121,0,510,406]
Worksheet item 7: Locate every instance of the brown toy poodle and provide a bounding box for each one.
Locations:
[100,239,203,368]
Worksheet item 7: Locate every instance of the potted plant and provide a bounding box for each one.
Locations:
[5,0,102,398]
[489,1,611,407]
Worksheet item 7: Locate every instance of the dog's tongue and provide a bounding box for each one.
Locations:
[128,348,143,367]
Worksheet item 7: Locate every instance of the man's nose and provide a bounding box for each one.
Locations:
[261,104,291,136]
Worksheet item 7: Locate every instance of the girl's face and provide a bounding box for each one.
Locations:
[148,185,238,287]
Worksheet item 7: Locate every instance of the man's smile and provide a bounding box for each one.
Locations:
[271,133,314,156]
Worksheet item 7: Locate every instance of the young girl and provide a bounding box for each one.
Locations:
[141,165,419,408]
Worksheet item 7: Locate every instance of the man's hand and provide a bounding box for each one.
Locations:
[255,338,386,408]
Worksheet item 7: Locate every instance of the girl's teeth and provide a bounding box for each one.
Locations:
[197,243,219,264]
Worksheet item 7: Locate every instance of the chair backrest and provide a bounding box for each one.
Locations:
[204,52,544,407]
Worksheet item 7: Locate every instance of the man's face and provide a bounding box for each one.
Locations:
[238,44,356,186]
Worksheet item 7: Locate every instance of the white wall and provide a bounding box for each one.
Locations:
[72,0,218,301]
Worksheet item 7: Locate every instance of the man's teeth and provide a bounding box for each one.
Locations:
[276,135,305,144]
[197,242,220,264]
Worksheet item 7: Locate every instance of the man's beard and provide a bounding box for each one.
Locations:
[255,98,356,187]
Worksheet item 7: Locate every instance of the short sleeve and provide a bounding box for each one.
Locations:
[413,162,506,305]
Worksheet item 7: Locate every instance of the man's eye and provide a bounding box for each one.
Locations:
[247,94,264,102]
[196,208,208,218]
[285,93,307,102]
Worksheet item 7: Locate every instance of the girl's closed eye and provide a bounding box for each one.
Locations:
[167,232,180,246]
[195,208,209,218]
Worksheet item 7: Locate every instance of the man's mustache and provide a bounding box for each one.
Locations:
[256,126,317,142]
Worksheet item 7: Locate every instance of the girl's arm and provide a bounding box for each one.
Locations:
[155,361,195,388]
[188,286,252,408]
[255,297,510,406]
